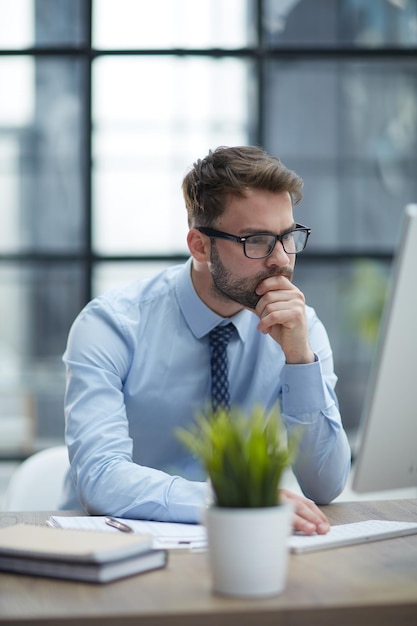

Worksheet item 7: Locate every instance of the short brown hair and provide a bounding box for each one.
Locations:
[182,145,303,227]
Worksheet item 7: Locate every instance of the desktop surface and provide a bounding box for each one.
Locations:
[1,500,417,626]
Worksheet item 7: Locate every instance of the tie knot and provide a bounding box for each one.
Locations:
[208,323,234,348]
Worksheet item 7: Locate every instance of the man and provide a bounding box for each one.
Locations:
[61,145,351,535]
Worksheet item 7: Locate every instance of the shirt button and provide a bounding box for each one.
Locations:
[283,384,289,393]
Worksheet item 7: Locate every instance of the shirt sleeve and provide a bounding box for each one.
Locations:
[63,299,207,523]
[280,315,351,505]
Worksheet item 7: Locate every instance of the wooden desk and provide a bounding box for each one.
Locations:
[1,500,417,626]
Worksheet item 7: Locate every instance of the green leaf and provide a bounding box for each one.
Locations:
[176,405,300,508]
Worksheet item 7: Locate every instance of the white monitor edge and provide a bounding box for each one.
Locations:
[352,203,417,494]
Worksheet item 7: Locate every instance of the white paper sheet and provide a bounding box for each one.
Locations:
[47,516,207,550]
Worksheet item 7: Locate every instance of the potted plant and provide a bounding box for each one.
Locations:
[177,405,298,597]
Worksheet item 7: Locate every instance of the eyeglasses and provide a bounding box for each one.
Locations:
[196,224,311,259]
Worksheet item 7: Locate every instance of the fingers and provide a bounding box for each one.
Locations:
[255,274,293,297]
[255,278,306,333]
[280,489,330,535]
[256,301,305,335]
[254,277,314,363]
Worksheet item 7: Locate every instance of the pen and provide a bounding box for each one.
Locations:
[155,538,207,548]
[156,538,192,544]
[104,517,134,533]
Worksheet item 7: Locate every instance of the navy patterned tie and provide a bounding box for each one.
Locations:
[208,323,235,413]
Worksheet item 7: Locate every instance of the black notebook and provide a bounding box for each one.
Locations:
[0,523,167,583]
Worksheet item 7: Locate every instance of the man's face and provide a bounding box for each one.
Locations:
[207,189,296,310]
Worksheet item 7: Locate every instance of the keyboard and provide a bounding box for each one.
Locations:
[288,519,417,553]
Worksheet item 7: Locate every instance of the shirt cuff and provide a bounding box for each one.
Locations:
[280,357,334,419]
[166,476,208,523]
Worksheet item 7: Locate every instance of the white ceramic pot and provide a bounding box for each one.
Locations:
[204,503,293,597]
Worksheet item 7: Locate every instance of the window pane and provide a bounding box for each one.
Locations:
[0,0,33,48]
[295,257,389,433]
[0,0,88,48]
[0,263,84,454]
[263,59,417,251]
[263,0,417,47]
[93,0,255,49]
[0,56,86,253]
[92,56,253,255]
[93,261,178,297]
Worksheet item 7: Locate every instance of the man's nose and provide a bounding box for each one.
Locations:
[265,239,290,266]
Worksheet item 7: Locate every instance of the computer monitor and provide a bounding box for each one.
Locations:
[352,203,417,493]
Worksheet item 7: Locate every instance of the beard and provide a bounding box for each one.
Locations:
[209,242,293,310]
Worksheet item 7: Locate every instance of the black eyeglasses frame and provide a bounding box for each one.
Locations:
[196,224,311,259]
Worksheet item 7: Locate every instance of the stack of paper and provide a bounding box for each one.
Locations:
[0,523,167,583]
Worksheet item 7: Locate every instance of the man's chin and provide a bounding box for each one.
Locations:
[211,286,259,310]
[225,292,260,310]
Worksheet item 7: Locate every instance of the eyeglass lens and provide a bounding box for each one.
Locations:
[244,230,307,258]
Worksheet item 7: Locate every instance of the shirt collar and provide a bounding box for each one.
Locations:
[175,257,254,341]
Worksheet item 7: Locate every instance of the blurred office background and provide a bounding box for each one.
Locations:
[1,0,417,495]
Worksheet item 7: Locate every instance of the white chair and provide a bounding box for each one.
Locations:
[2,445,70,511]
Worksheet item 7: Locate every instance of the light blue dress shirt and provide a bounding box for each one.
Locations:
[61,257,351,521]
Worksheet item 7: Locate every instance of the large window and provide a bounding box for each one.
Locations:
[1,0,416,459]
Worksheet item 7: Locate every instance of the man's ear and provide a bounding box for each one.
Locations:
[187,228,211,262]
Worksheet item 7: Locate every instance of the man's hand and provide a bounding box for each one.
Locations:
[280,489,330,535]
[255,275,315,364]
